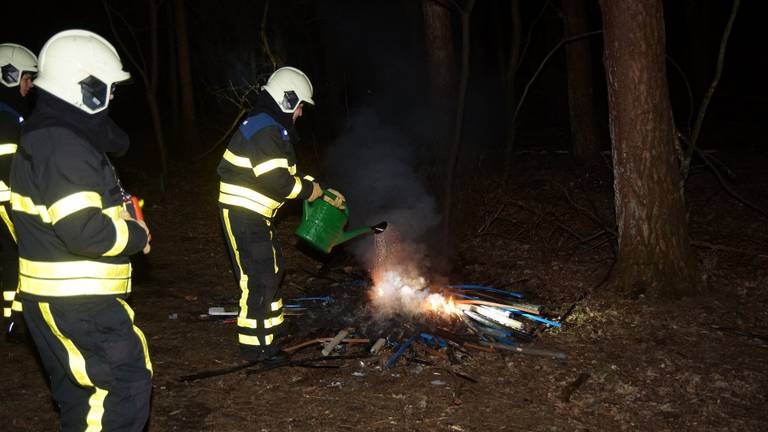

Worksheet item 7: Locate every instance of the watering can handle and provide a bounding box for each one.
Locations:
[322,189,349,215]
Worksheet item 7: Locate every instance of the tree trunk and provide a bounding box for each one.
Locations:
[599,0,702,299]
[146,0,167,187]
[422,0,456,176]
[173,0,199,152]
[563,0,602,166]
[442,0,475,242]
[501,0,521,180]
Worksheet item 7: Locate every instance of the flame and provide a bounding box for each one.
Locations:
[369,226,458,318]
[370,268,459,318]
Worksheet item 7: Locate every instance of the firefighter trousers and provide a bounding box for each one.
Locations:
[22,297,153,432]
[219,207,286,361]
[0,202,18,320]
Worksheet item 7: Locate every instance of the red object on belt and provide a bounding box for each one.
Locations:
[130,196,144,221]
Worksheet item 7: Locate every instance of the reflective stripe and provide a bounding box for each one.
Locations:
[10,192,51,223]
[102,205,122,219]
[271,299,282,311]
[116,298,153,375]
[39,303,107,430]
[19,258,131,297]
[236,312,284,329]
[222,149,252,168]
[0,206,14,242]
[288,165,297,175]
[223,209,252,330]
[11,299,21,312]
[0,143,17,156]
[267,220,278,273]
[253,158,289,176]
[238,333,274,346]
[86,389,108,432]
[39,303,93,386]
[218,182,282,218]
[3,291,14,301]
[303,175,315,181]
[103,219,129,256]
[2,308,9,318]
[286,177,303,199]
[0,190,9,202]
[48,191,102,224]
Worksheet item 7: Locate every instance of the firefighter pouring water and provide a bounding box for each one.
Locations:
[217,66,345,363]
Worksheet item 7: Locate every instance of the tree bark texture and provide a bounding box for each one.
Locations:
[173,0,199,151]
[599,0,702,298]
[422,0,457,156]
[563,0,602,166]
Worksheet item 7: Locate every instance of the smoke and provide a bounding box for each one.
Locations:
[323,108,440,270]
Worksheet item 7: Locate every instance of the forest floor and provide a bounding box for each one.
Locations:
[2,149,767,432]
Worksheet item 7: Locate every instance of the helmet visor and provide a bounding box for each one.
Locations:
[1,64,20,86]
[79,75,109,111]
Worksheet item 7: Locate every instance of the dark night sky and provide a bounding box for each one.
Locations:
[3,0,766,163]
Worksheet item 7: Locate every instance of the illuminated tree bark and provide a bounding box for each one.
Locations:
[599,0,702,298]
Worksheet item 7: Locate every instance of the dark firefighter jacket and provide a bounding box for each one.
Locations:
[217,97,315,217]
[10,91,148,301]
[0,95,25,233]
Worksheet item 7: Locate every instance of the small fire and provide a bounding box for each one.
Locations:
[369,226,458,319]
[370,268,459,318]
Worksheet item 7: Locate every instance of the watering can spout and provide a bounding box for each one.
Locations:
[336,221,388,246]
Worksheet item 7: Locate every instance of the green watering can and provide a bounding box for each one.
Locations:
[296,190,387,254]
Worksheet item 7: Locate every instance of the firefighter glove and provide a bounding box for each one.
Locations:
[308,182,323,202]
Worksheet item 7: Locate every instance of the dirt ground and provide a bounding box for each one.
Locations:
[2,150,767,432]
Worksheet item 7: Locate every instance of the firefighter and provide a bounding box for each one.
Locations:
[0,42,37,342]
[218,66,345,362]
[10,30,152,431]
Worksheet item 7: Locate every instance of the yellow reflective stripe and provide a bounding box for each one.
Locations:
[48,191,102,224]
[264,313,284,329]
[0,143,17,156]
[19,259,131,297]
[3,291,14,301]
[303,175,315,181]
[0,190,9,202]
[86,389,108,432]
[20,277,131,296]
[223,149,253,168]
[0,180,9,193]
[238,333,274,346]
[10,192,51,223]
[252,158,289,177]
[103,219,129,257]
[11,299,21,312]
[116,298,153,375]
[39,303,93,386]
[288,165,297,175]
[236,313,284,330]
[223,209,252,328]
[2,308,9,318]
[0,206,14,242]
[286,177,302,199]
[271,298,282,311]
[102,205,122,219]
[20,258,131,279]
[218,193,275,218]
[219,182,280,209]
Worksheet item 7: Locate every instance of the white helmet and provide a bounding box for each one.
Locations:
[262,66,315,113]
[34,30,130,114]
[0,43,38,88]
